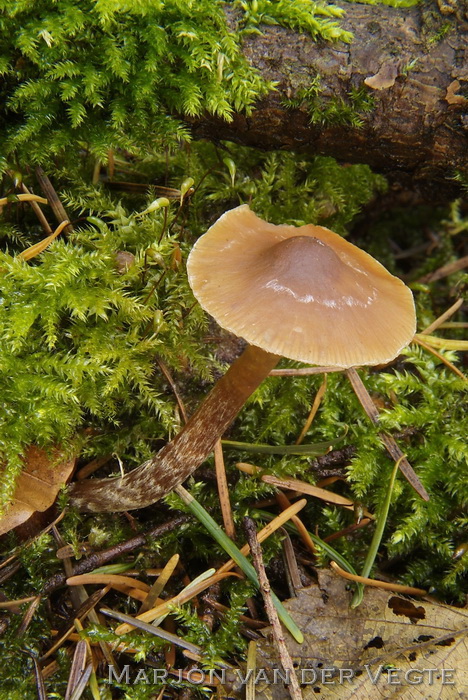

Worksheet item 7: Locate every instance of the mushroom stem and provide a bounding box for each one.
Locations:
[69,346,280,512]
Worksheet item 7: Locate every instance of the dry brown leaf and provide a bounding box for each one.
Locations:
[0,446,75,535]
[246,570,467,699]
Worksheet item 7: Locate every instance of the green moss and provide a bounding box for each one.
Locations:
[0,1,465,695]
[0,0,365,170]
[284,78,376,129]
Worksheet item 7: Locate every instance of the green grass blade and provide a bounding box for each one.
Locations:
[350,457,402,608]
[175,486,304,643]
[222,430,347,456]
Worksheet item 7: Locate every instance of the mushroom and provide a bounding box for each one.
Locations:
[69,205,419,513]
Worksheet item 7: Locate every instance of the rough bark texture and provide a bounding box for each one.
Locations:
[189,2,467,196]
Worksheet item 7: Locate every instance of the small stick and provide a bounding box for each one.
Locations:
[138,553,179,614]
[40,586,111,661]
[100,607,202,654]
[67,574,150,592]
[35,167,73,233]
[217,499,308,574]
[243,517,303,700]
[43,516,189,595]
[156,357,188,424]
[420,298,463,335]
[214,440,236,539]
[417,256,468,284]
[270,366,341,376]
[323,518,371,543]
[414,336,466,381]
[30,654,47,700]
[275,492,316,556]
[15,595,42,637]
[237,463,370,514]
[330,561,426,596]
[345,368,429,501]
[245,640,257,700]
[21,183,53,234]
[295,374,327,445]
[281,529,302,595]
[76,455,113,480]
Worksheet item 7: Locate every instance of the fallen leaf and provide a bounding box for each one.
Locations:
[0,446,75,535]
[364,63,398,90]
[247,570,468,699]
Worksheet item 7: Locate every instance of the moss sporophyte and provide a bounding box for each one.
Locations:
[69,205,425,513]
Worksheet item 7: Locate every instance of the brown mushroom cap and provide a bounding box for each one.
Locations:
[187,205,416,368]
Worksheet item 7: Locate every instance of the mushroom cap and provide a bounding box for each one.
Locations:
[187,205,416,368]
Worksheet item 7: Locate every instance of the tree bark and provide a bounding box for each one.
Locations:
[189,2,467,196]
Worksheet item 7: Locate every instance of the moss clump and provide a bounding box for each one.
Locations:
[0,0,359,169]
[284,80,376,129]
[0,1,465,695]
[0,141,385,510]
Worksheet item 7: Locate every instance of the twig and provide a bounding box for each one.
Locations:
[243,517,303,700]
[217,498,308,574]
[76,455,113,480]
[43,516,189,595]
[214,440,236,539]
[414,336,467,381]
[323,518,371,543]
[275,492,316,556]
[345,368,429,501]
[245,641,257,700]
[101,607,202,654]
[138,553,179,614]
[40,586,111,661]
[155,357,188,423]
[15,596,42,637]
[330,561,426,596]
[281,529,302,595]
[35,167,73,233]
[269,366,341,376]
[420,298,463,334]
[295,374,327,445]
[65,639,88,700]
[237,463,371,514]
[417,256,468,284]
[21,182,53,234]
